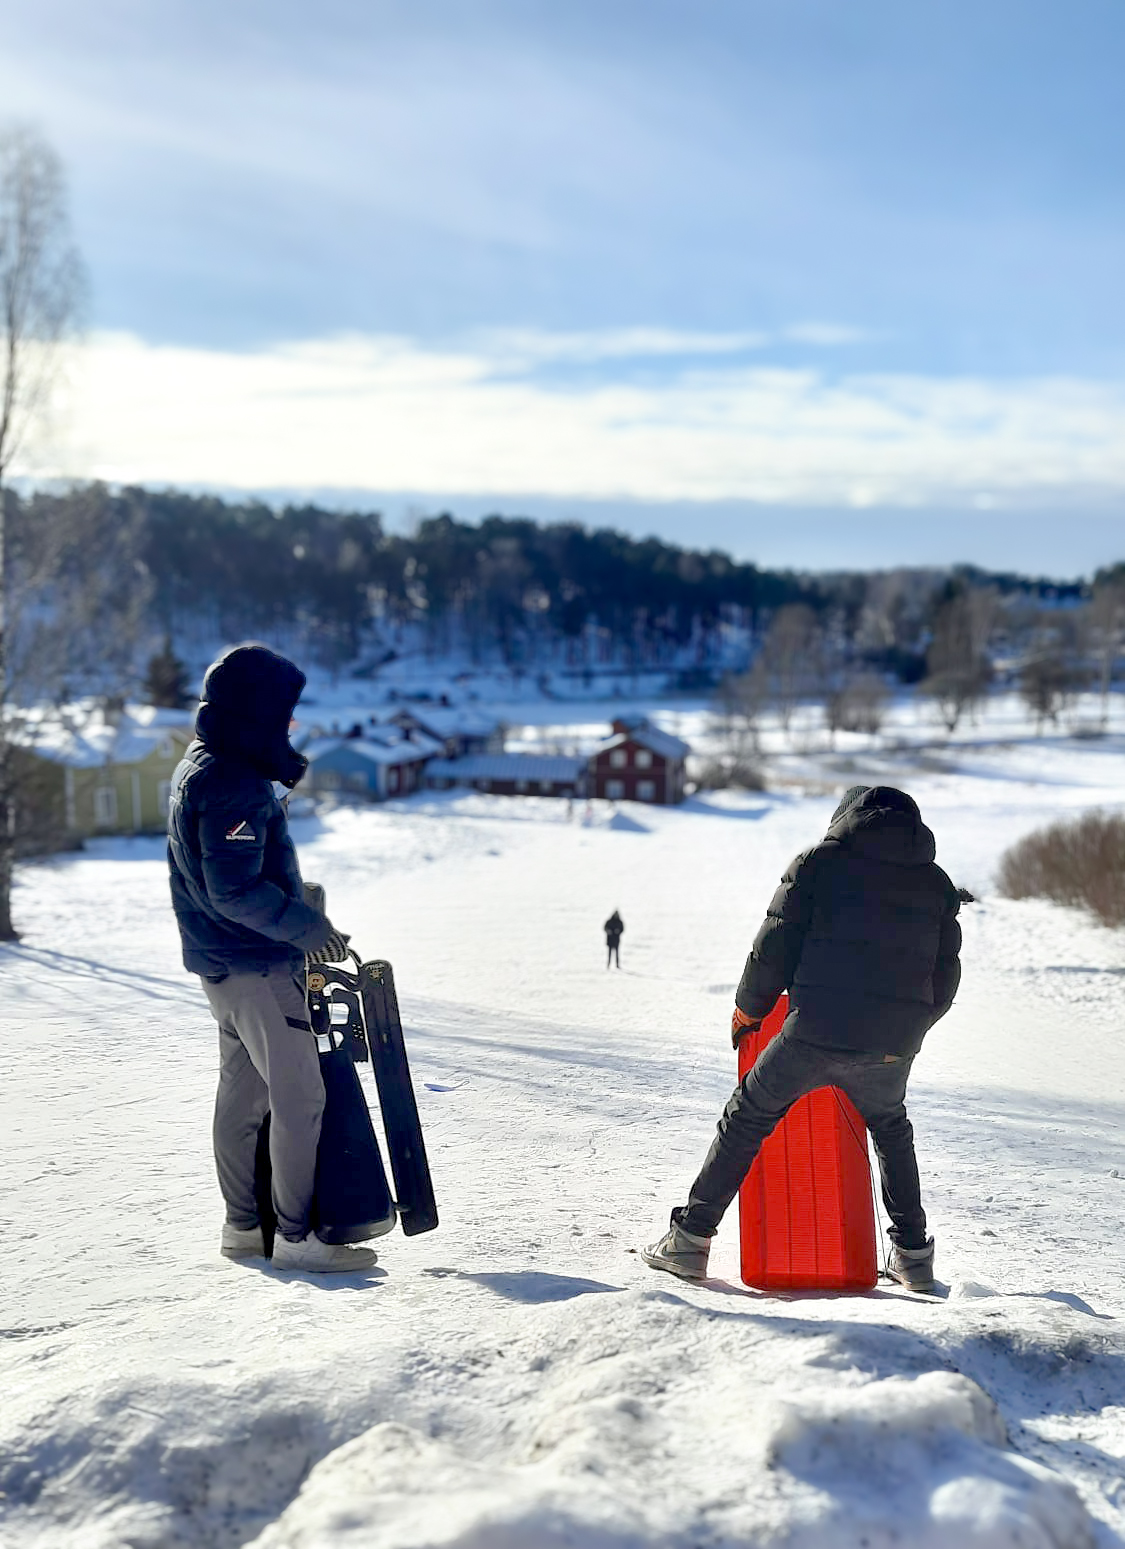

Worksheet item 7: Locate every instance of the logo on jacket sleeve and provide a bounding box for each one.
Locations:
[225,820,257,842]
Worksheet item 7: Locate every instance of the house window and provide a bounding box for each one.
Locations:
[157,736,175,759]
[347,773,367,792]
[538,781,551,793]
[157,780,172,817]
[319,771,342,790]
[637,780,656,802]
[94,786,118,826]
[605,779,625,799]
[610,749,628,768]
[635,749,653,769]
[388,769,400,792]
[515,779,528,793]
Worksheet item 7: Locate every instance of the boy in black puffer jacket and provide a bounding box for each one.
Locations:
[644,785,962,1292]
[168,643,374,1274]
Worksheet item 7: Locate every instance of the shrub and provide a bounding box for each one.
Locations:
[825,673,890,737]
[997,810,1125,927]
[694,756,766,792]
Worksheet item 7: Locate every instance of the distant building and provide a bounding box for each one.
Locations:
[425,753,588,798]
[388,707,503,759]
[590,719,691,805]
[11,706,195,849]
[303,731,442,801]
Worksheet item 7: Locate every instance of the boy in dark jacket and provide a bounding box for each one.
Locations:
[644,785,962,1292]
[168,643,375,1273]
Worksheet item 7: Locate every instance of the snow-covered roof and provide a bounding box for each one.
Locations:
[12,708,193,769]
[390,707,499,740]
[426,753,587,783]
[305,735,442,768]
[596,726,691,760]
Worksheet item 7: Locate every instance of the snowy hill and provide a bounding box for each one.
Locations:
[2,736,1124,1547]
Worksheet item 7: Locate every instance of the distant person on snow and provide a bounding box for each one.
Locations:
[605,910,624,969]
[167,643,376,1274]
[643,785,962,1294]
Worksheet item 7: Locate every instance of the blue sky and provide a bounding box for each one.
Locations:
[4,0,1124,572]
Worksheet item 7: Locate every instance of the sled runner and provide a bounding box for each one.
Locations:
[253,954,437,1253]
[352,957,440,1237]
[737,994,877,1292]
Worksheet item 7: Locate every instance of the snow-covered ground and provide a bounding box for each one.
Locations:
[3,722,1125,1548]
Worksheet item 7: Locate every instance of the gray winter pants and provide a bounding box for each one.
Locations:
[202,965,325,1241]
[680,1032,928,1249]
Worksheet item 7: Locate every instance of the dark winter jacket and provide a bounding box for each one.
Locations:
[167,644,334,977]
[735,785,962,1057]
[605,912,624,945]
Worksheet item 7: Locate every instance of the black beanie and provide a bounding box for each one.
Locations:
[831,784,872,823]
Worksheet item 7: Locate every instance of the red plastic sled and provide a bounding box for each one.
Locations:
[737,994,877,1291]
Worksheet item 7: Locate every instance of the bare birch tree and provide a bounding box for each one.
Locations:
[0,125,84,938]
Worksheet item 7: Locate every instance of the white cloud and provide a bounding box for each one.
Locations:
[783,323,869,347]
[23,328,1125,509]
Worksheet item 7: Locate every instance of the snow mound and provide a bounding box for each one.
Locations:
[248,1296,1095,1549]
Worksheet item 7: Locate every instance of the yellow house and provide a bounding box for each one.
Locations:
[15,708,195,848]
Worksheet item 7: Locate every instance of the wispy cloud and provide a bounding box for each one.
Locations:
[25,329,1125,510]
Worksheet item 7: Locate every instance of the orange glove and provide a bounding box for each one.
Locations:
[731,1006,763,1049]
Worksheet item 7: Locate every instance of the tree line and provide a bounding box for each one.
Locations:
[5,484,1108,703]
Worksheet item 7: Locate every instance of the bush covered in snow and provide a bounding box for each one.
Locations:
[998,809,1125,926]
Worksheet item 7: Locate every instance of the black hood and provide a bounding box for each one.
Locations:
[826,784,935,866]
[195,644,308,788]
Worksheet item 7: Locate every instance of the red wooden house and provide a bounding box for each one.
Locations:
[590,718,690,805]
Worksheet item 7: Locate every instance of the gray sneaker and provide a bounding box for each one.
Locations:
[887,1238,935,1293]
[641,1219,711,1281]
[272,1233,378,1274]
[221,1222,266,1260]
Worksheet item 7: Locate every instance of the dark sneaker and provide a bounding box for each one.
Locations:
[641,1220,711,1281]
[887,1238,935,1293]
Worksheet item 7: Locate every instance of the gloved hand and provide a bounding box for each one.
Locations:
[731,1006,762,1049]
[305,927,351,967]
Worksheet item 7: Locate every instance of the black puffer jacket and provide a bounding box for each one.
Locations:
[735,785,962,1056]
[167,644,334,977]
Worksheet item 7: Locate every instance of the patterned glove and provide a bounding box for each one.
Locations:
[731,1006,763,1049]
[305,928,351,967]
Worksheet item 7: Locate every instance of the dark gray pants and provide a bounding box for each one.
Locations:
[202,965,325,1241]
[681,1033,928,1248]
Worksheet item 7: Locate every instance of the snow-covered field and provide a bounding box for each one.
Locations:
[3,720,1125,1548]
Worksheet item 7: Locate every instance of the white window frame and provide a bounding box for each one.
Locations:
[610,749,628,769]
[605,779,625,800]
[94,785,118,826]
[635,749,653,769]
[637,780,656,802]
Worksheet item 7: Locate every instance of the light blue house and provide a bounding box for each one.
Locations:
[302,731,442,802]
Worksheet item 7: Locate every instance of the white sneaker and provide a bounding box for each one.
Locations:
[272,1233,378,1274]
[221,1222,266,1259]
